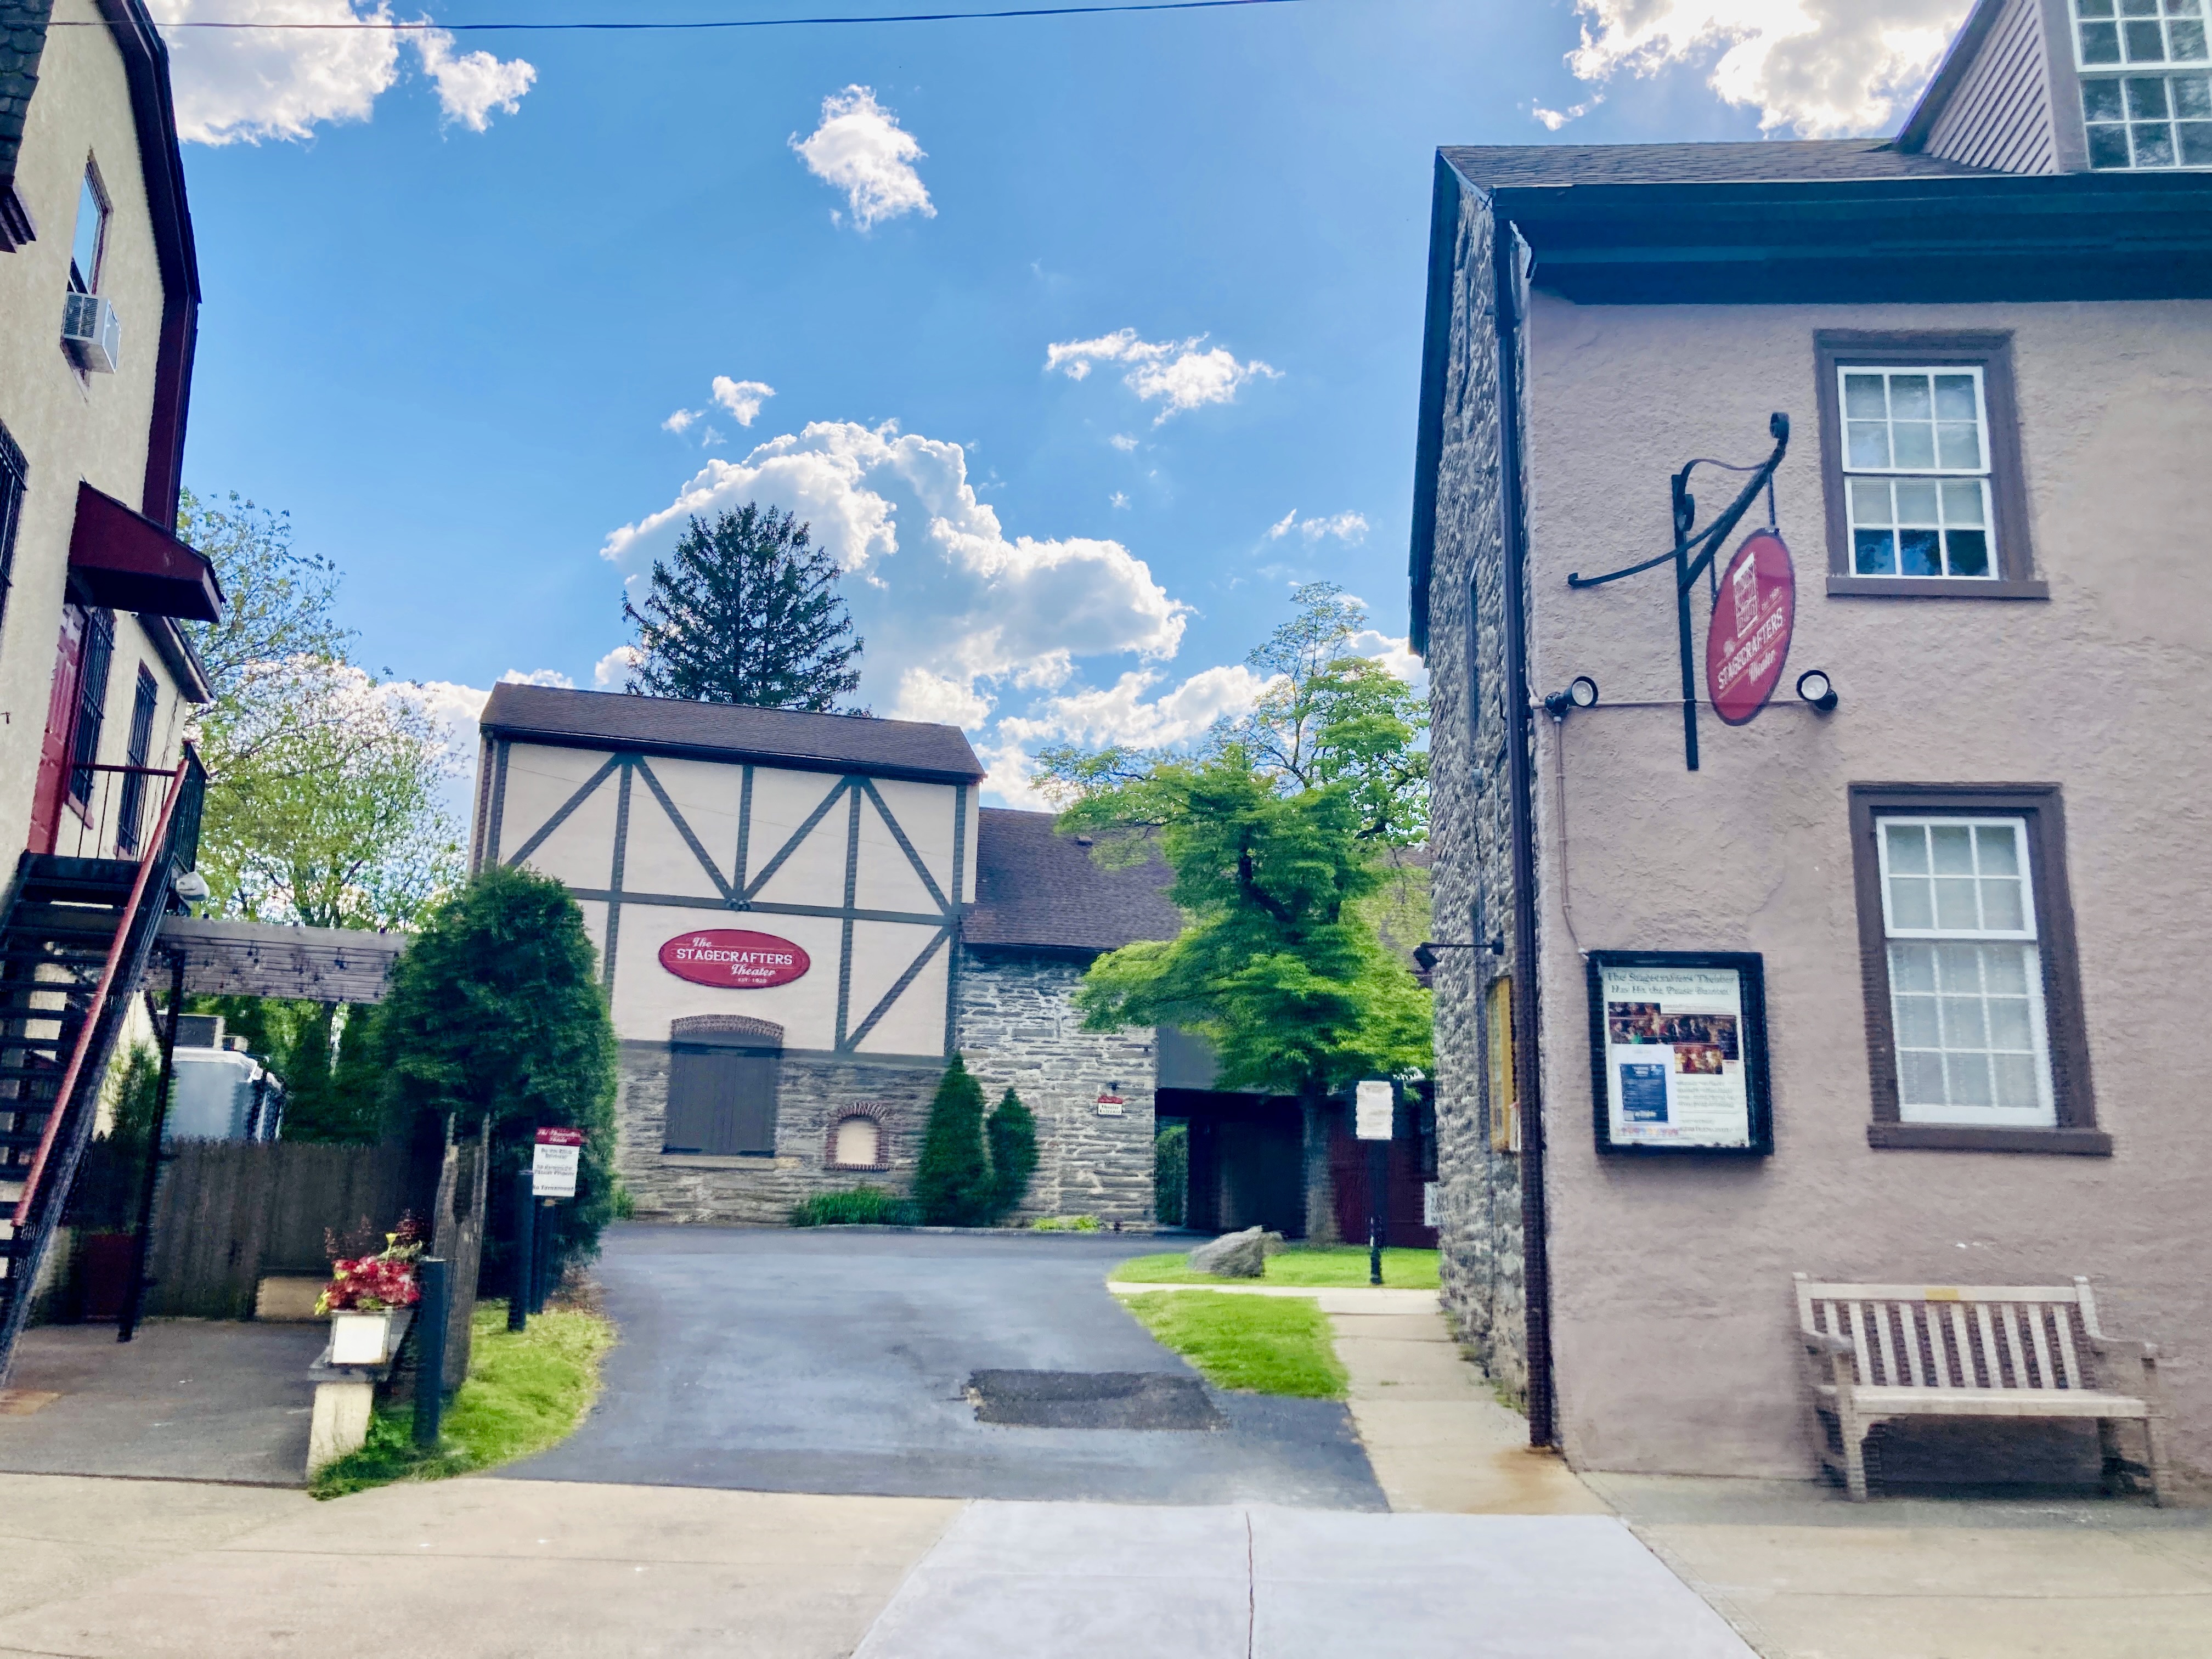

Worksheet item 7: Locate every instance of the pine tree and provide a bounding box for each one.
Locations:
[912,1057,991,1226]
[623,504,865,712]
[984,1087,1039,1223]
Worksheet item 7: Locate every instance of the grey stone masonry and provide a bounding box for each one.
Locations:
[616,1044,943,1226]
[1424,177,1532,1406]
[953,947,1156,1227]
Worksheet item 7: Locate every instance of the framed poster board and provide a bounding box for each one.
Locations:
[1587,951,1771,1155]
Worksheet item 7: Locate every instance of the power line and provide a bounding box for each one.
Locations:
[58,0,1317,31]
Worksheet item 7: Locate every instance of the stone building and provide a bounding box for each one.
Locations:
[471,684,1181,1227]
[1410,0,2212,1480]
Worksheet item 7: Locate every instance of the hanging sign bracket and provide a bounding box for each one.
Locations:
[1567,412,1790,771]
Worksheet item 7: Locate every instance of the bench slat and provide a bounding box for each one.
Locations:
[2029,1303,2056,1391]
[1926,1300,1951,1387]
[1800,1283,2085,1304]
[2054,1309,2084,1389]
[1897,1303,1925,1387]
[1874,1300,1900,1387]
[1951,1305,1976,1387]
[1848,1301,1872,1385]
[2000,1304,2030,1390]
[1974,1303,2000,1388]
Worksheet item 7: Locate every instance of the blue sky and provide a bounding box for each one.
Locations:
[160,0,1965,802]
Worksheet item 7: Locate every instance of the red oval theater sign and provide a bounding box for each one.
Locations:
[658,929,810,989]
[1705,528,1796,726]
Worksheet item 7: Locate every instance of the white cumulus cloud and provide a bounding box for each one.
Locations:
[791,85,935,230]
[593,646,643,689]
[149,1,534,145]
[663,409,701,435]
[1046,329,1280,425]
[1109,433,1139,452]
[1542,0,1969,137]
[1267,509,1369,545]
[601,419,1187,741]
[711,377,776,426]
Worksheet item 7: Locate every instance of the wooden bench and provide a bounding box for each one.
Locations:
[1795,1274,2172,1505]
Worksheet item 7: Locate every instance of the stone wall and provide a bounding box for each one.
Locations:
[611,946,1159,1227]
[1423,179,1532,1403]
[614,1043,943,1225]
[953,947,1157,1227]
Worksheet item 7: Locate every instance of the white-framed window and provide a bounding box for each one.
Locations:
[1838,366,1995,579]
[69,162,109,295]
[1876,817,2056,1128]
[2074,0,2212,170]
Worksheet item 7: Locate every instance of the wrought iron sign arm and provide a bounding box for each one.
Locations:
[1562,413,1789,772]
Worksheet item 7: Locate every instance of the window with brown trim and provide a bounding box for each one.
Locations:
[1849,785,2107,1155]
[1814,332,2047,601]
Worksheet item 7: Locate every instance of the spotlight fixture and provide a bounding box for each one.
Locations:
[1543,676,1600,719]
[173,870,211,902]
[1795,668,1838,713]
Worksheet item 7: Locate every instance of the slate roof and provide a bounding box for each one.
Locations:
[1440,139,1994,191]
[0,2,54,234]
[967,808,1181,954]
[479,683,984,783]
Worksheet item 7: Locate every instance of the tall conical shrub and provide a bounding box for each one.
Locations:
[985,1087,1039,1223]
[913,1056,991,1225]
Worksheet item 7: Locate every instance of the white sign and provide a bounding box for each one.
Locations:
[1597,964,1752,1149]
[1354,1079,1395,1141]
[532,1126,584,1199]
[1094,1094,1125,1117]
[1422,1182,1440,1228]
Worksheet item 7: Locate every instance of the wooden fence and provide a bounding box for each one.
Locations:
[128,1140,431,1319]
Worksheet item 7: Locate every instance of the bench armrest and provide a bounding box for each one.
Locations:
[2088,1335,2161,1363]
[1801,1329,1855,1356]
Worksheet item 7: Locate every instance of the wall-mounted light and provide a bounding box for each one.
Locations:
[1795,669,1838,713]
[1543,676,1600,719]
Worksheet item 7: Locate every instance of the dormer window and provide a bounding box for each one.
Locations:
[69,163,109,294]
[2075,0,2212,168]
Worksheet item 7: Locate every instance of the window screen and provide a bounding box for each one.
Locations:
[664,1046,778,1155]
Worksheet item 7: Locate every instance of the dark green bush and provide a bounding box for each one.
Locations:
[789,1186,919,1227]
[985,1087,1039,1222]
[1154,1121,1188,1227]
[912,1056,992,1225]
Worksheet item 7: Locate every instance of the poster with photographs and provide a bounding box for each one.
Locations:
[1587,953,1770,1154]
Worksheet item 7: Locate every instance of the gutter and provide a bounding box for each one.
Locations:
[1491,208,1558,1451]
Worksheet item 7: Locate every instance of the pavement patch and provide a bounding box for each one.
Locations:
[967,1369,1223,1430]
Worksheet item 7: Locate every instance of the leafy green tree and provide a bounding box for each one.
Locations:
[1063,755,1432,1116]
[912,1056,991,1226]
[369,866,619,1278]
[178,488,350,711]
[1035,582,1427,845]
[985,1087,1039,1223]
[623,504,865,711]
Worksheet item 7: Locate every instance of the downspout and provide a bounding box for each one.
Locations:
[1492,211,1558,1448]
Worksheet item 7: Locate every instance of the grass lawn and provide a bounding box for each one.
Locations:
[1119,1289,1348,1398]
[311,1299,614,1499]
[1110,1244,1440,1290]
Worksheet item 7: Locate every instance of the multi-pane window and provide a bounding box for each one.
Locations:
[2075,0,2212,168]
[1876,818,2056,1128]
[1839,367,1994,579]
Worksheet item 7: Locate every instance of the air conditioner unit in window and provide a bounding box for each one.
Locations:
[61,291,120,374]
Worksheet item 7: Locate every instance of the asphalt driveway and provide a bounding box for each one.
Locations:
[499,1224,1385,1508]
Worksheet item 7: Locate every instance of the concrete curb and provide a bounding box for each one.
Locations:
[1107,1282,1442,1311]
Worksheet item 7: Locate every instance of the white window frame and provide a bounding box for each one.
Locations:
[1875,815,2057,1129]
[69,160,109,296]
[2072,0,2212,171]
[1836,365,1999,582]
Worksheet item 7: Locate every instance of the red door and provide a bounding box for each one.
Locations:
[28,606,87,855]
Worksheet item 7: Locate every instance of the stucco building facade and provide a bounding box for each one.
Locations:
[1412,0,2212,1484]
[472,684,1180,1227]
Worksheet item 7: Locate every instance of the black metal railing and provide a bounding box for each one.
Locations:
[50,743,204,870]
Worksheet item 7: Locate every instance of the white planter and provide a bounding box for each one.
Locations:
[329,1308,396,1365]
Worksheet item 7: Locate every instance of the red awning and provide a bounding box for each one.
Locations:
[67,482,223,623]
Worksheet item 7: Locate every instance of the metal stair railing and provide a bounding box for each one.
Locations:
[0,752,204,1375]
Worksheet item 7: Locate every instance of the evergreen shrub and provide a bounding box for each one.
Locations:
[985,1087,1039,1223]
[911,1056,991,1225]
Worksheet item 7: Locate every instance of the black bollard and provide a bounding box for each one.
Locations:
[413,1256,449,1449]
[531,1198,557,1315]
[1368,1141,1387,1288]
[509,1170,534,1333]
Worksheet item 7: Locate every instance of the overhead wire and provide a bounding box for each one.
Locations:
[57,0,1319,31]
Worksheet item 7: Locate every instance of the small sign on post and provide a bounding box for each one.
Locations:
[1354,1079,1395,1141]
[532,1126,584,1200]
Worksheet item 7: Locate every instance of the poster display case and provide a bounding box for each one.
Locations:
[1585,951,1772,1155]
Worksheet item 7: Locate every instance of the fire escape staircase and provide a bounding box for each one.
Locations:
[0,754,205,1381]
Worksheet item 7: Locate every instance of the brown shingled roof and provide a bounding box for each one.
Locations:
[966,808,1181,955]
[480,682,984,783]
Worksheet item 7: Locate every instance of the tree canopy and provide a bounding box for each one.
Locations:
[623,503,865,712]
[1042,584,1432,1105]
